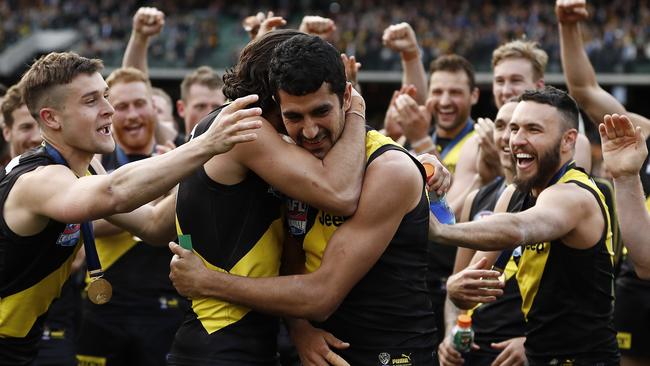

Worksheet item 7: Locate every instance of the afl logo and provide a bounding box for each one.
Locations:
[56,223,81,247]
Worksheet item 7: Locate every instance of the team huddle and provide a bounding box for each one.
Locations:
[1,1,650,366]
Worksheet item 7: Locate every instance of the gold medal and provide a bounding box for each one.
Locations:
[87,277,112,305]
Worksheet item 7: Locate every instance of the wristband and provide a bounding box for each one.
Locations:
[346,110,366,120]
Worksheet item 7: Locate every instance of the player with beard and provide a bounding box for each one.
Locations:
[556,1,650,364]
[438,100,527,366]
[121,7,224,145]
[168,33,444,366]
[430,86,619,365]
[75,67,187,366]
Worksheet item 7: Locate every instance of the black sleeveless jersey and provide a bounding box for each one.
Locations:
[172,107,285,365]
[0,147,82,364]
[287,130,436,364]
[516,167,619,364]
[468,178,527,355]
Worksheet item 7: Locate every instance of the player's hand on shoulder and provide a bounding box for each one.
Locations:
[200,95,263,155]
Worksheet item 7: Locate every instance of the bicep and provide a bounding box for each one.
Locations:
[317,158,421,298]
[514,187,582,245]
[23,167,115,223]
[235,123,341,208]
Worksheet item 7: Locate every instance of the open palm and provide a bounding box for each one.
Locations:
[599,114,648,178]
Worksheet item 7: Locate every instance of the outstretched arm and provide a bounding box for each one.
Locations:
[7,96,262,234]
[600,114,650,279]
[430,183,597,251]
[557,0,650,136]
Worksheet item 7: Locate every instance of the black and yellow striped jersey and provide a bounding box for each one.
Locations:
[0,147,82,364]
[172,108,285,364]
[286,130,436,362]
[516,165,619,363]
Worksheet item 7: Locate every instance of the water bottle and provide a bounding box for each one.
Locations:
[451,314,474,353]
[423,163,456,224]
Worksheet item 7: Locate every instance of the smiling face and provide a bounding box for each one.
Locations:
[54,72,115,155]
[3,105,41,157]
[427,70,478,138]
[509,101,566,193]
[493,101,518,173]
[493,57,543,109]
[179,84,225,135]
[109,81,156,154]
[279,82,351,159]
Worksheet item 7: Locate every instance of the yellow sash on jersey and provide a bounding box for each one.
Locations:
[175,216,284,334]
[516,168,613,319]
[303,130,401,272]
[441,131,476,175]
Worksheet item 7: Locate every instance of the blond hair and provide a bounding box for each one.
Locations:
[180,66,222,102]
[106,67,152,90]
[492,40,548,81]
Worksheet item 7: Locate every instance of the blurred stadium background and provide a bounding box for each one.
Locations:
[2,0,650,132]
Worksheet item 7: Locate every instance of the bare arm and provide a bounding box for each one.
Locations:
[122,7,165,75]
[574,133,592,173]
[232,89,366,216]
[557,0,650,136]
[169,151,423,320]
[104,192,177,246]
[382,23,427,105]
[446,140,482,218]
[6,96,261,233]
[600,114,650,278]
[431,183,595,251]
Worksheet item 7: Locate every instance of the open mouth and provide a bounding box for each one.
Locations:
[97,125,111,136]
[515,152,535,169]
[123,124,145,136]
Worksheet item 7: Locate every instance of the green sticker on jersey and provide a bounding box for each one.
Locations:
[178,234,193,250]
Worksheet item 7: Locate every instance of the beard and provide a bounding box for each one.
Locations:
[513,140,561,194]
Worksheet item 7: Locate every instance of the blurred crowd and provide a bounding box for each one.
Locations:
[2,0,650,71]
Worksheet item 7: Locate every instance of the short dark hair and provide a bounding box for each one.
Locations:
[21,52,103,120]
[429,54,476,90]
[269,34,346,105]
[518,86,579,131]
[0,83,7,97]
[223,29,303,113]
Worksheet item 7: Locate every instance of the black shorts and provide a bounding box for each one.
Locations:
[76,310,183,366]
[614,283,650,357]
